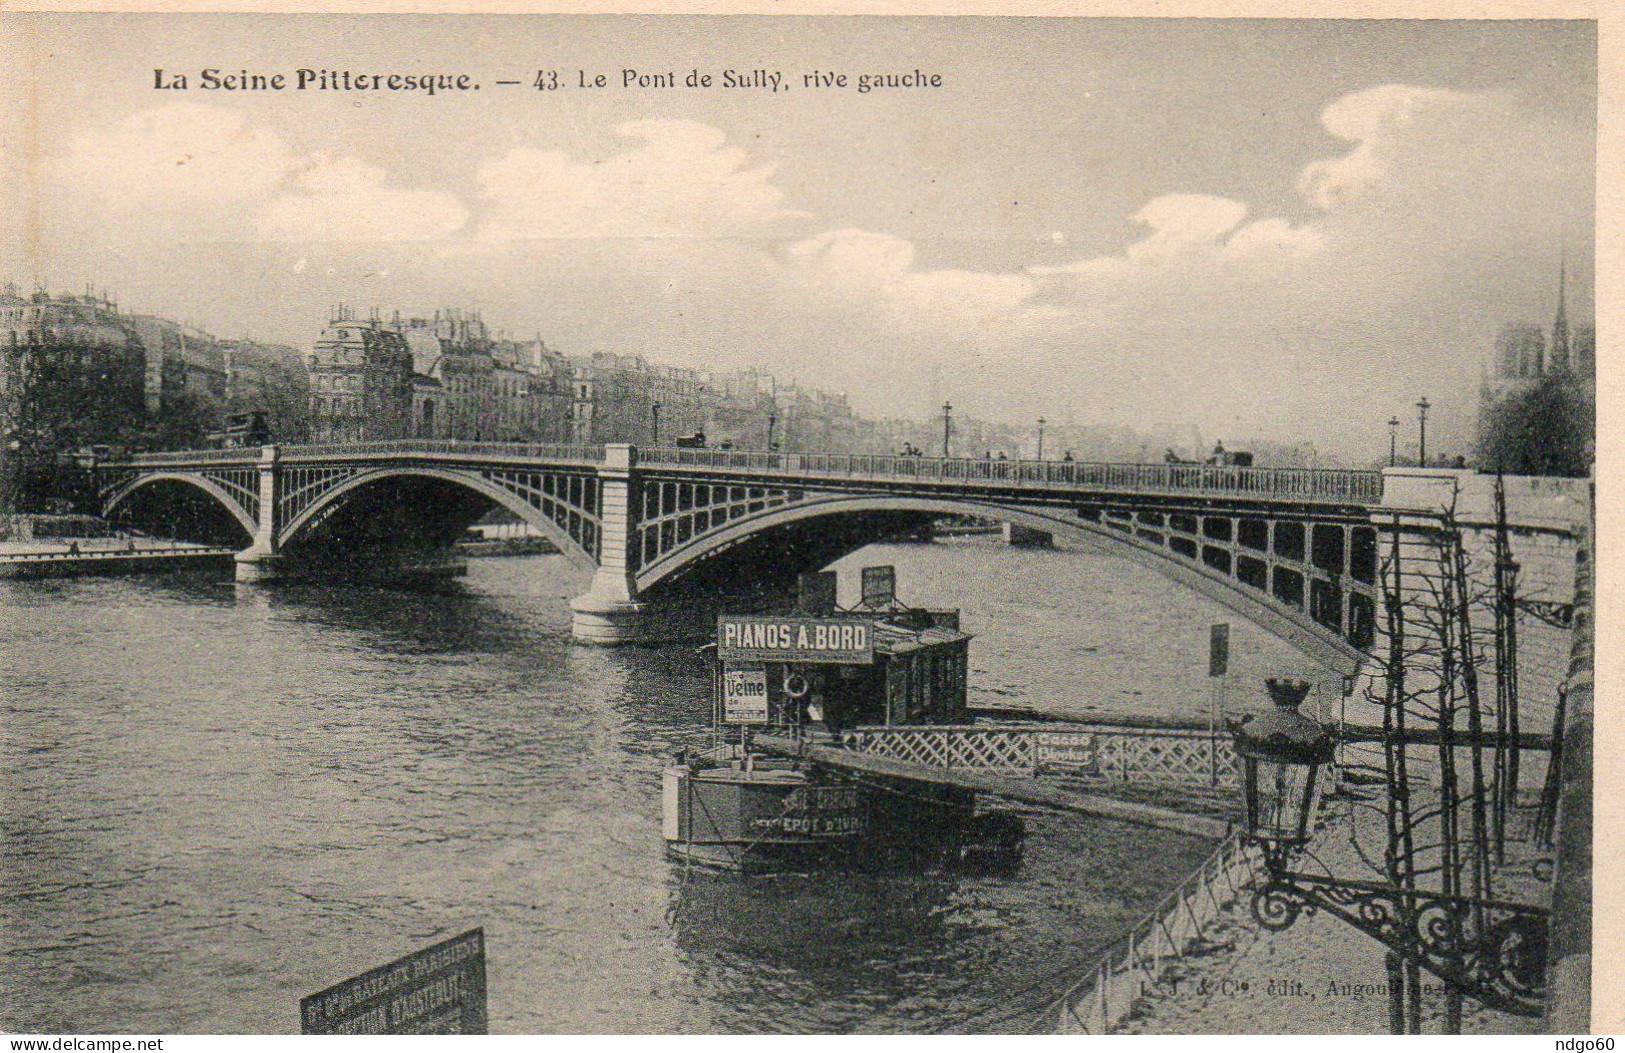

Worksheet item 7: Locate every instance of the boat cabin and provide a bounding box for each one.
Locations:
[709,608,971,734]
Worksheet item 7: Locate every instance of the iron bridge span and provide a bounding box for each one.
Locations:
[99,441,1388,664]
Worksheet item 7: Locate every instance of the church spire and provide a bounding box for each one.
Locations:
[1550,248,1571,373]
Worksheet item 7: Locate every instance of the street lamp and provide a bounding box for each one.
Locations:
[651,401,662,445]
[1036,417,1046,462]
[1416,397,1431,467]
[1231,679,1336,873]
[941,400,953,458]
[1230,677,1549,1023]
[767,413,778,452]
[1388,416,1400,468]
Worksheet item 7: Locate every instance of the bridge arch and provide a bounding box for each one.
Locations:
[636,492,1364,674]
[277,466,599,569]
[104,471,258,542]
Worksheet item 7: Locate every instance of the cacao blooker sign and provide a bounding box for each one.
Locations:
[301,928,488,1035]
[717,616,874,664]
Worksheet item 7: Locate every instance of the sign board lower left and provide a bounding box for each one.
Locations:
[301,928,487,1035]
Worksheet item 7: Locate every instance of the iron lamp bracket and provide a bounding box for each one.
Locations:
[1250,870,1549,1017]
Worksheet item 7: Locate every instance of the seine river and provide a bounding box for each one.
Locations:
[1,539,1328,1034]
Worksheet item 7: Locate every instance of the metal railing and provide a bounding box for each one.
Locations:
[109,441,1382,504]
[641,447,1383,504]
[114,440,607,467]
[282,440,606,463]
[114,448,261,466]
[1053,831,1261,1034]
[0,544,235,563]
[841,722,1241,789]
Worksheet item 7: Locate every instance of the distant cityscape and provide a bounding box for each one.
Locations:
[0,283,1331,468]
[0,271,1596,513]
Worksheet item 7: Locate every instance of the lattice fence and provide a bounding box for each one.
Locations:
[840,726,1036,774]
[840,724,1241,788]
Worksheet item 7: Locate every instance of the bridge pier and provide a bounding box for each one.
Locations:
[571,444,650,644]
[233,548,282,583]
[1002,522,1054,548]
[234,445,282,584]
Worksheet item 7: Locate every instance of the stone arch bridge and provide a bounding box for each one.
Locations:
[98,442,1583,671]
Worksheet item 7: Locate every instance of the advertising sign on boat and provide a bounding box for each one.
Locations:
[717,616,874,665]
[722,665,770,724]
[751,785,866,836]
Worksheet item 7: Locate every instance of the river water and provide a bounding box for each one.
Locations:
[1,538,1329,1034]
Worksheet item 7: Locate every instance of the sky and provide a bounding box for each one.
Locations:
[0,15,1597,461]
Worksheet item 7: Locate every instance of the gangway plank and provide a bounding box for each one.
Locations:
[751,733,1232,840]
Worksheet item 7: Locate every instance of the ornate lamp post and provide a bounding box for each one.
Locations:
[1415,396,1431,467]
[651,401,662,445]
[1036,417,1046,461]
[941,400,953,458]
[1388,416,1400,468]
[767,412,777,452]
[1230,678,1549,1023]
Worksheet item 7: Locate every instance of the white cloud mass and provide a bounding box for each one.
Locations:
[477,119,808,241]
[260,156,467,243]
[44,104,466,245]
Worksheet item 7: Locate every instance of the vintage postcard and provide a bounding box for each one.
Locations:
[0,3,1608,1038]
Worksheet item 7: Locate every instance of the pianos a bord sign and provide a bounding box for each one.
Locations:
[301,928,488,1035]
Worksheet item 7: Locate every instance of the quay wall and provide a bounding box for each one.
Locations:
[0,548,233,579]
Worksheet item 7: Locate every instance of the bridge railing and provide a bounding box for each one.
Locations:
[281,440,607,463]
[641,447,1383,504]
[114,448,262,466]
[113,440,608,467]
[107,441,1381,504]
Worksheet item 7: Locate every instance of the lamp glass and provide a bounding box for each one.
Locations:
[1244,754,1322,845]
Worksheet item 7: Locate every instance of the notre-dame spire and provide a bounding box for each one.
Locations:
[1550,249,1571,373]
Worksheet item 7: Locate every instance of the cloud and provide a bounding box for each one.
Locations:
[41,103,465,246]
[1128,194,1249,258]
[45,104,296,242]
[1299,84,1480,210]
[784,228,1037,332]
[477,119,809,241]
[1032,193,1323,290]
[259,157,467,243]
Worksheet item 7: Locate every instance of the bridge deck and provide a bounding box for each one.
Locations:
[108,441,1384,506]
